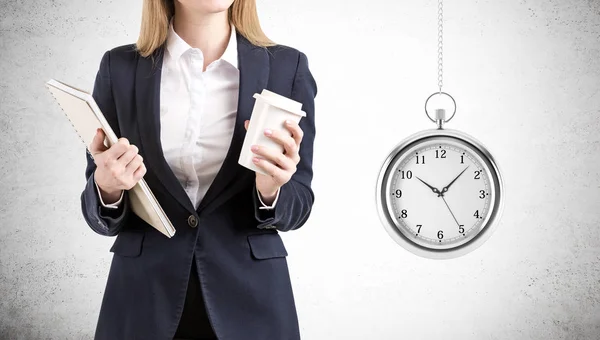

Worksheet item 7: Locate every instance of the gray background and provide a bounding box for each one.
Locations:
[1,0,599,339]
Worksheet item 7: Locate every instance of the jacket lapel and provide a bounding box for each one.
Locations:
[134,33,270,217]
[135,49,197,215]
[196,34,270,214]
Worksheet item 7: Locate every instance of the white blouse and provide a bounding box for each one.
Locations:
[95,23,279,211]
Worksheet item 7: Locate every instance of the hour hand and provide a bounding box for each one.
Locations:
[416,176,441,196]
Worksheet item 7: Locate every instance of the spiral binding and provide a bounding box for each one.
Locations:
[48,87,96,161]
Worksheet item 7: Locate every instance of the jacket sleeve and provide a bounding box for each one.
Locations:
[80,50,131,237]
[253,51,317,232]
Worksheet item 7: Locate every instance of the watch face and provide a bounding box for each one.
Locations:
[377,130,503,258]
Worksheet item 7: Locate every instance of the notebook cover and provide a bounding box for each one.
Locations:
[46,79,176,238]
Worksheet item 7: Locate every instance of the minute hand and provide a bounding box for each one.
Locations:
[441,166,469,196]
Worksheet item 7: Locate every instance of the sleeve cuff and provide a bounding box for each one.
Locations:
[256,186,280,210]
[94,179,124,209]
[253,183,282,230]
[82,171,129,236]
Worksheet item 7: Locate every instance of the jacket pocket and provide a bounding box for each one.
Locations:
[247,232,288,260]
[109,230,145,257]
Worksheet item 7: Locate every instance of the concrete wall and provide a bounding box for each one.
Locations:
[1,0,599,338]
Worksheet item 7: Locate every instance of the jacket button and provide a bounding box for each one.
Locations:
[187,215,198,228]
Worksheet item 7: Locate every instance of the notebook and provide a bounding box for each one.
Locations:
[46,78,176,238]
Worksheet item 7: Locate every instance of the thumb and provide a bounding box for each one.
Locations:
[244,120,249,131]
[90,128,108,156]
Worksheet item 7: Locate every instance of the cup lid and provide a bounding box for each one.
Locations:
[253,89,306,117]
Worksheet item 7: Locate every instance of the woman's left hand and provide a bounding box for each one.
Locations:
[244,119,304,204]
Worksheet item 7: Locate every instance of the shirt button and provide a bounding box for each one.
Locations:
[187,215,198,228]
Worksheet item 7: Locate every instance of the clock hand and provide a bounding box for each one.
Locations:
[441,166,469,196]
[416,176,442,196]
[441,196,461,228]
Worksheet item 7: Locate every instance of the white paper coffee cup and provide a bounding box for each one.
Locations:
[239,89,306,175]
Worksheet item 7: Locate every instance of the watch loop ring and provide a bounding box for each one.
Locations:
[424,92,457,123]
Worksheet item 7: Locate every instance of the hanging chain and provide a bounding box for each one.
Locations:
[437,0,444,94]
[425,0,456,125]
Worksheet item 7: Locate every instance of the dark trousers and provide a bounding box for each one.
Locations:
[174,255,217,340]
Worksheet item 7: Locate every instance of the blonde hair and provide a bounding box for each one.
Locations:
[136,0,275,58]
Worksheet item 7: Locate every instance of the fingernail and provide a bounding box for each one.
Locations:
[286,120,293,125]
[252,157,260,163]
[251,145,259,152]
[264,129,272,136]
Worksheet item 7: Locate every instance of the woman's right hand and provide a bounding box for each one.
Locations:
[90,128,147,201]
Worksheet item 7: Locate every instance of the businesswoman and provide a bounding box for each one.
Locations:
[80,0,317,339]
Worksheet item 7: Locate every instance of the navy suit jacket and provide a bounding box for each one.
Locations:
[80,32,317,340]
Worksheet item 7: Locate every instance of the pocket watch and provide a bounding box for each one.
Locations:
[375,92,504,259]
[377,0,504,259]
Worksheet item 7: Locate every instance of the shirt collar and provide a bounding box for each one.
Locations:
[221,25,238,69]
[166,19,238,69]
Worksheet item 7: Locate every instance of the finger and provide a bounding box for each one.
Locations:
[264,129,299,160]
[251,145,295,172]
[244,120,249,131]
[106,138,130,161]
[117,144,140,167]
[252,157,287,185]
[90,129,108,156]
[125,154,144,175]
[284,120,304,147]
[132,163,147,182]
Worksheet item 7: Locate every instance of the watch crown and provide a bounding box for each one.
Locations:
[435,108,446,120]
[435,109,446,129]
